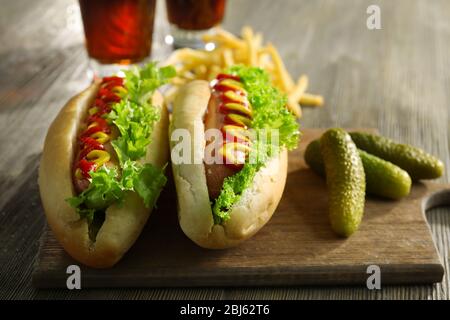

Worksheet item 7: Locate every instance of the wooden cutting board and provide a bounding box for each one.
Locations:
[33,129,448,288]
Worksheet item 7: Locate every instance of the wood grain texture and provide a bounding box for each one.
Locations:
[32,129,446,288]
[1,0,450,299]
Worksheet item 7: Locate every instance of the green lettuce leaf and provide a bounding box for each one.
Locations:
[116,159,167,208]
[68,63,175,223]
[212,141,276,223]
[120,159,141,190]
[212,164,258,223]
[107,98,160,164]
[133,164,167,208]
[228,65,300,150]
[212,66,300,223]
[67,161,167,221]
[66,166,124,223]
[124,62,176,106]
[107,63,175,164]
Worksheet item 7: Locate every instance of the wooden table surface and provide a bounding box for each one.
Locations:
[0,0,449,300]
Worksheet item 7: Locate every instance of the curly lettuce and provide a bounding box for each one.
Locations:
[228,65,300,149]
[108,63,175,164]
[66,162,166,235]
[67,63,174,223]
[67,166,123,224]
[212,66,300,223]
[125,62,176,106]
[108,99,161,164]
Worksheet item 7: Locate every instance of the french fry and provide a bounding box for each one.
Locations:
[242,26,257,66]
[164,48,192,65]
[233,47,249,64]
[267,43,295,92]
[203,28,245,49]
[286,75,308,118]
[194,64,208,79]
[288,75,309,105]
[208,65,223,81]
[164,26,324,118]
[217,28,245,47]
[222,49,234,68]
[287,100,302,118]
[254,33,263,50]
[258,46,271,55]
[257,52,269,68]
[170,48,212,66]
[300,93,324,107]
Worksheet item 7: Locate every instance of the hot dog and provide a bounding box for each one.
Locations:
[39,63,175,268]
[170,66,299,249]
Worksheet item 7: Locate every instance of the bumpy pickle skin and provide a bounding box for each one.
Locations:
[320,129,366,237]
[350,132,444,181]
[305,139,412,199]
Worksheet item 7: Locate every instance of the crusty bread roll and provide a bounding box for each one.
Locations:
[38,84,169,268]
[170,80,288,249]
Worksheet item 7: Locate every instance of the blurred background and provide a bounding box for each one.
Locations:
[2,0,448,169]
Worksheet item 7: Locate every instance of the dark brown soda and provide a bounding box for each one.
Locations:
[166,0,226,31]
[79,0,156,64]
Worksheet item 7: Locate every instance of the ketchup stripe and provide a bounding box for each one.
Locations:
[213,75,253,168]
[74,77,124,179]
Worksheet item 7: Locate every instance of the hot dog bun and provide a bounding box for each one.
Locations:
[38,84,169,268]
[170,80,288,249]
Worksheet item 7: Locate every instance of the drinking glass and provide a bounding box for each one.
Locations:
[79,0,156,78]
[165,0,227,49]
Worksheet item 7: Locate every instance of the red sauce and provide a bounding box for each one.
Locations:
[209,74,253,169]
[203,73,253,199]
[73,76,124,193]
[216,73,240,82]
